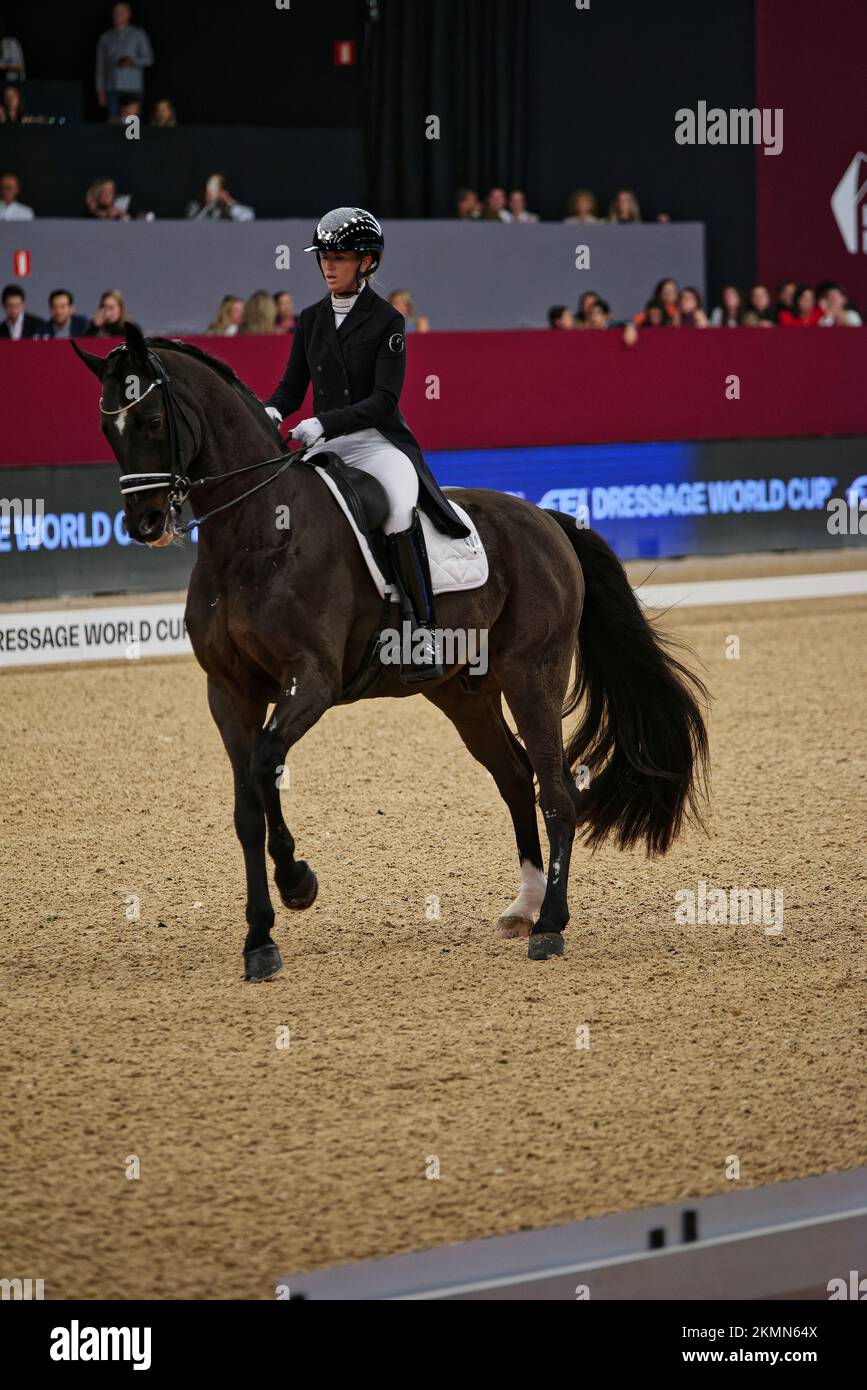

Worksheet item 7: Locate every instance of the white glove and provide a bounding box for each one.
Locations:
[290,417,324,448]
[265,406,282,425]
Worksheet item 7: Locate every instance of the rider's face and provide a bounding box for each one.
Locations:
[320,251,371,296]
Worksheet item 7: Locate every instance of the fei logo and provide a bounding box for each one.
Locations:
[831,152,867,253]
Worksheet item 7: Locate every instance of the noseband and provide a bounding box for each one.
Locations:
[100,343,294,534]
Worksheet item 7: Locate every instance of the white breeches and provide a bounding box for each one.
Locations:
[305,427,418,533]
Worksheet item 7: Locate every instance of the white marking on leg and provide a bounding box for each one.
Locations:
[502,861,547,921]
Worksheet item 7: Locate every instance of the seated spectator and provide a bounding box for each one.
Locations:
[633,279,678,326]
[84,288,127,336]
[0,283,44,338]
[773,279,797,323]
[508,189,539,223]
[86,177,131,220]
[817,282,862,327]
[548,305,575,329]
[481,187,512,222]
[274,291,296,333]
[207,295,244,335]
[43,289,89,338]
[636,296,671,328]
[0,171,33,220]
[743,284,775,327]
[677,286,709,327]
[0,81,23,121]
[778,284,822,327]
[388,288,429,332]
[0,23,25,83]
[117,95,141,124]
[240,290,276,334]
[564,189,602,224]
[455,188,481,219]
[186,172,254,222]
[150,97,176,127]
[575,290,600,327]
[586,298,612,329]
[710,285,744,327]
[608,187,642,223]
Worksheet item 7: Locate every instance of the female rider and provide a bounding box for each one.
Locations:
[264,207,469,682]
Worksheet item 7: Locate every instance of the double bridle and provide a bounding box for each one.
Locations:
[100,344,295,534]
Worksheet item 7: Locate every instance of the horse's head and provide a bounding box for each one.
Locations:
[72,322,200,547]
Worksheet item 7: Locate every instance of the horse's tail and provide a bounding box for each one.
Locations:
[546,512,709,857]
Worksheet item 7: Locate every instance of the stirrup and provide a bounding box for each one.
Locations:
[385,512,443,683]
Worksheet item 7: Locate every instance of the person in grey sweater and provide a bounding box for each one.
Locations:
[95,2,153,121]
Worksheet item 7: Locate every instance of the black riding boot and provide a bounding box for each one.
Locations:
[386,511,443,684]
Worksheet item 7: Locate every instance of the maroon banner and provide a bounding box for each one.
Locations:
[2,329,867,467]
[756,0,867,307]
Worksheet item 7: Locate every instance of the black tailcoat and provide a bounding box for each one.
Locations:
[265,285,469,538]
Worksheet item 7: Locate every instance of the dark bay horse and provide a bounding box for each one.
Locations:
[73,324,708,976]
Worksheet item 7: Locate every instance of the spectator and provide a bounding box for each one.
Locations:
[84,288,128,336]
[0,283,44,338]
[817,282,862,327]
[274,291,297,333]
[508,189,539,223]
[95,2,153,122]
[117,95,141,124]
[586,299,612,329]
[743,284,775,327]
[388,288,429,333]
[240,290,276,334]
[636,296,670,328]
[633,279,678,326]
[0,19,25,83]
[564,189,602,224]
[186,172,254,222]
[677,286,709,327]
[150,97,176,127]
[85,177,131,220]
[710,285,744,327]
[575,290,600,327]
[0,80,22,121]
[0,171,33,220]
[778,285,823,327]
[481,188,513,222]
[207,295,244,335]
[548,305,575,329]
[608,187,641,223]
[43,289,89,339]
[773,279,797,323]
[455,188,481,220]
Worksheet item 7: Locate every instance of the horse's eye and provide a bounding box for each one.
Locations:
[146,416,161,433]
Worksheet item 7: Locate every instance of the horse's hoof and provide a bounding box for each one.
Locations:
[528,931,564,961]
[244,943,284,982]
[278,864,318,910]
[496,914,533,939]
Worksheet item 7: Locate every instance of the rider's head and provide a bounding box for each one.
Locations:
[305,207,384,294]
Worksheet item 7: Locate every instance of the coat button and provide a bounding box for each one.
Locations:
[343,389,349,396]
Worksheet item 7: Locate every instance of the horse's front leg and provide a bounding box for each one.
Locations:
[252,661,336,923]
[207,676,281,982]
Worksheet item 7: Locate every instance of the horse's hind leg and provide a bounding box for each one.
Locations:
[499,668,578,961]
[207,676,282,982]
[424,681,545,938]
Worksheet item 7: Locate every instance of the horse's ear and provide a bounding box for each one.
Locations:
[70,339,107,379]
[123,319,148,362]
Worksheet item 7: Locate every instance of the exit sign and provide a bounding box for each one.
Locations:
[334,39,356,65]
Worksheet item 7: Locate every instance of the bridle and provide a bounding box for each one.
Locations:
[100,344,295,535]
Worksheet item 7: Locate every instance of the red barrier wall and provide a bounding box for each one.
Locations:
[2,329,866,467]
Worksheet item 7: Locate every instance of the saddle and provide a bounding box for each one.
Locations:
[300,451,392,578]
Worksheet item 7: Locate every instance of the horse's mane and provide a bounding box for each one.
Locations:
[122,336,283,447]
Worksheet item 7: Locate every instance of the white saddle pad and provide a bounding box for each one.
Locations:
[314,466,489,601]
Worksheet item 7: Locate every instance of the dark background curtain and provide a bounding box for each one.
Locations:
[362,0,531,217]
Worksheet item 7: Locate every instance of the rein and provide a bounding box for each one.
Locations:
[102,344,296,533]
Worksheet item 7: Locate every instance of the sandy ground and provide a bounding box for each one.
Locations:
[1,566,865,1298]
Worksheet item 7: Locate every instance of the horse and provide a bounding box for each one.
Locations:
[72,322,709,977]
